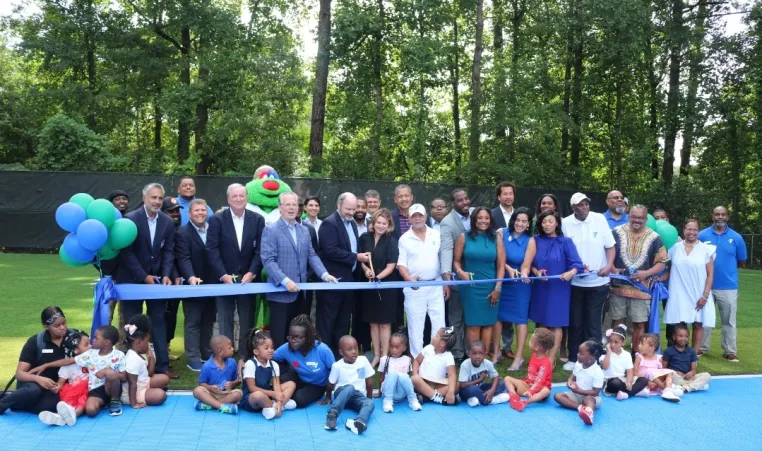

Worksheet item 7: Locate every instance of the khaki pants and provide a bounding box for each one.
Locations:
[672,372,711,392]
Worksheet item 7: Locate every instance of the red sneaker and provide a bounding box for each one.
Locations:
[578,406,594,425]
[509,393,524,411]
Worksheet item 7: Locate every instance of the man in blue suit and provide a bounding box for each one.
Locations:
[262,192,337,348]
[206,183,265,354]
[115,183,176,379]
[317,192,370,354]
[175,198,215,371]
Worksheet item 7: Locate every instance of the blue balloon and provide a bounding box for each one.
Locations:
[76,219,109,251]
[63,233,96,263]
[113,207,122,223]
[55,202,87,233]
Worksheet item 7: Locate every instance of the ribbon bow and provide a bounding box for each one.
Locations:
[124,324,137,336]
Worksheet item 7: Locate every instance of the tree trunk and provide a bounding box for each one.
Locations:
[646,35,660,180]
[614,81,623,189]
[308,0,332,173]
[468,0,484,162]
[195,0,211,175]
[662,0,682,185]
[493,0,506,147]
[561,26,572,164]
[178,26,191,165]
[569,21,583,169]
[154,86,162,151]
[450,18,462,168]
[507,0,523,159]
[679,0,707,176]
[371,0,384,160]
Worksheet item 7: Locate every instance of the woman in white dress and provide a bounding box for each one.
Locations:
[664,219,715,350]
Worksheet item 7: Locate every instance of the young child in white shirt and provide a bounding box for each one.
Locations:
[319,335,375,435]
[600,325,648,399]
[411,327,459,405]
[120,315,170,409]
[378,331,422,413]
[554,340,605,426]
[38,330,90,427]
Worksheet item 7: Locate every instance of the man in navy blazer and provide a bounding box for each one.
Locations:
[261,192,337,347]
[175,198,215,371]
[317,192,370,354]
[206,183,265,353]
[115,183,176,378]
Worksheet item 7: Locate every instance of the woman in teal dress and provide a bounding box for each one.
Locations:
[453,207,505,351]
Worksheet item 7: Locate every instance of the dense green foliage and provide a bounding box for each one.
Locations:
[1,0,762,230]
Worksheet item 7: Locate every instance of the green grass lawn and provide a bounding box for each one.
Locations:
[1,252,761,389]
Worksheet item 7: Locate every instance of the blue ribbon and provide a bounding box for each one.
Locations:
[648,280,670,353]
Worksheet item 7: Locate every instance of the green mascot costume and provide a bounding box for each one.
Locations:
[245,166,293,330]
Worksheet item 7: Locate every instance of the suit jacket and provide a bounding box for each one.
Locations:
[318,211,358,281]
[175,222,212,282]
[115,208,175,283]
[206,208,265,282]
[439,208,469,275]
[261,218,328,303]
[303,222,320,280]
[391,208,434,240]
[492,206,511,230]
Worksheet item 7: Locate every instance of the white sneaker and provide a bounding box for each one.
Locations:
[490,393,510,405]
[634,387,651,397]
[699,384,710,391]
[670,385,684,397]
[562,361,575,372]
[383,399,394,413]
[409,398,422,411]
[661,388,680,403]
[262,406,276,420]
[57,401,77,426]
[283,400,297,410]
[39,411,65,426]
[467,397,480,407]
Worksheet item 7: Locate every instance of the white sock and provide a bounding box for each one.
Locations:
[283,400,297,410]
[262,407,276,420]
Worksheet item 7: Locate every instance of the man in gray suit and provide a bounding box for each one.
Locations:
[439,188,472,362]
[261,192,338,348]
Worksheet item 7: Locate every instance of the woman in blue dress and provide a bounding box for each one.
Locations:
[495,207,532,370]
[454,207,505,354]
[522,210,584,367]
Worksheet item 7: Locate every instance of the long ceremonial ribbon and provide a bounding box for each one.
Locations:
[91,273,659,336]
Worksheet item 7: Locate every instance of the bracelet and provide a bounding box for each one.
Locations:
[494,284,502,291]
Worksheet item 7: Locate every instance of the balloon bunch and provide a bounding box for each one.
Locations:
[55,193,138,267]
[646,214,679,250]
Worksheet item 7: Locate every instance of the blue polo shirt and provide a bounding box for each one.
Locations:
[198,357,238,389]
[177,196,214,226]
[273,340,334,386]
[698,226,747,290]
[603,210,628,229]
[662,345,698,374]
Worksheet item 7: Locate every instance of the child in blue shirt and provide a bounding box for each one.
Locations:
[192,335,242,414]
[662,323,711,394]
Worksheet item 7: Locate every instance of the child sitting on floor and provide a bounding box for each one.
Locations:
[121,315,170,410]
[600,325,649,400]
[504,327,554,411]
[240,329,290,419]
[193,335,243,414]
[458,340,509,407]
[411,327,459,405]
[378,330,422,413]
[634,333,681,402]
[554,340,604,426]
[319,335,375,435]
[38,330,90,427]
[661,323,711,393]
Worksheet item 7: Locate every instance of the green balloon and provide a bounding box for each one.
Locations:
[654,219,679,250]
[107,218,138,250]
[59,246,88,267]
[86,198,117,229]
[646,214,657,230]
[69,193,95,211]
[97,244,120,260]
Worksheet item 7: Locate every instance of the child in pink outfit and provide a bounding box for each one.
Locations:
[633,334,681,403]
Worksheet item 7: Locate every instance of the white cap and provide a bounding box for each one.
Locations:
[409,203,426,217]
[570,192,591,206]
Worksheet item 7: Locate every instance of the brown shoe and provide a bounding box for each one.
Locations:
[696,350,703,357]
[163,369,180,379]
[502,350,515,360]
[725,354,740,362]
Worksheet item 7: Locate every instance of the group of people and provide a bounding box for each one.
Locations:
[0,177,747,428]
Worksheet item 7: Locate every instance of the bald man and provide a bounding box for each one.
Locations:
[317,192,371,355]
[603,190,628,229]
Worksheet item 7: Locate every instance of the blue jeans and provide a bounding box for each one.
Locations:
[459,381,506,405]
[329,385,374,424]
[380,372,416,403]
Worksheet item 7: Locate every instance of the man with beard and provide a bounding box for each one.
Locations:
[176,176,213,226]
[603,190,628,229]
[397,204,450,357]
[162,196,184,371]
[439,188,472,362]
[351,196,371,354]
[109,190,129,217]
[699,206,747,362]
[354,198,369,236]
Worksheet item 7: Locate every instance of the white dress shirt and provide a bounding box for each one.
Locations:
[500,205,515,227]
[231,210,245,250]
[144,206,157,246]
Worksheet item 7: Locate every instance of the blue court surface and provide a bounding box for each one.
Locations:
[1,376,760,451]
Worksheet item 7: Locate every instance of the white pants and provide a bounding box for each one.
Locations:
[404,286,446,358]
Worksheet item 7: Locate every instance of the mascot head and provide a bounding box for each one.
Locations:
[246,166,291,213]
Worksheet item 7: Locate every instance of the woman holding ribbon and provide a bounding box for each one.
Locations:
[495,207,533,370]
[523,210,584,367]
[359,208,400,368]
[454,207,505,354]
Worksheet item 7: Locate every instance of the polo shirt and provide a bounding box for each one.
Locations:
[662,345,698,374]
[562,212,615,287]
[176,196,213,226]
[273,341,335,386]
[603,210,629,229]
[198,357,239,389]
[18,331,67,382]
[398,227,442,281]
[698,226,747,290]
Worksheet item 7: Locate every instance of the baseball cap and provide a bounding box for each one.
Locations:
[161,196,183,211]
[570,192,591,206]
[409,203,426,217]
[108,190,129,202]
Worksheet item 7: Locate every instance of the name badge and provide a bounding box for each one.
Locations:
[160,240,165,248]
[41,349,53,354]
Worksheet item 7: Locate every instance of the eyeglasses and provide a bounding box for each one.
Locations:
[608,196,623,200]
[630,215,646,221]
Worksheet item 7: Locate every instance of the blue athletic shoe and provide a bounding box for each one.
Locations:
[187,360,203,372]
[109,400,122,416]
